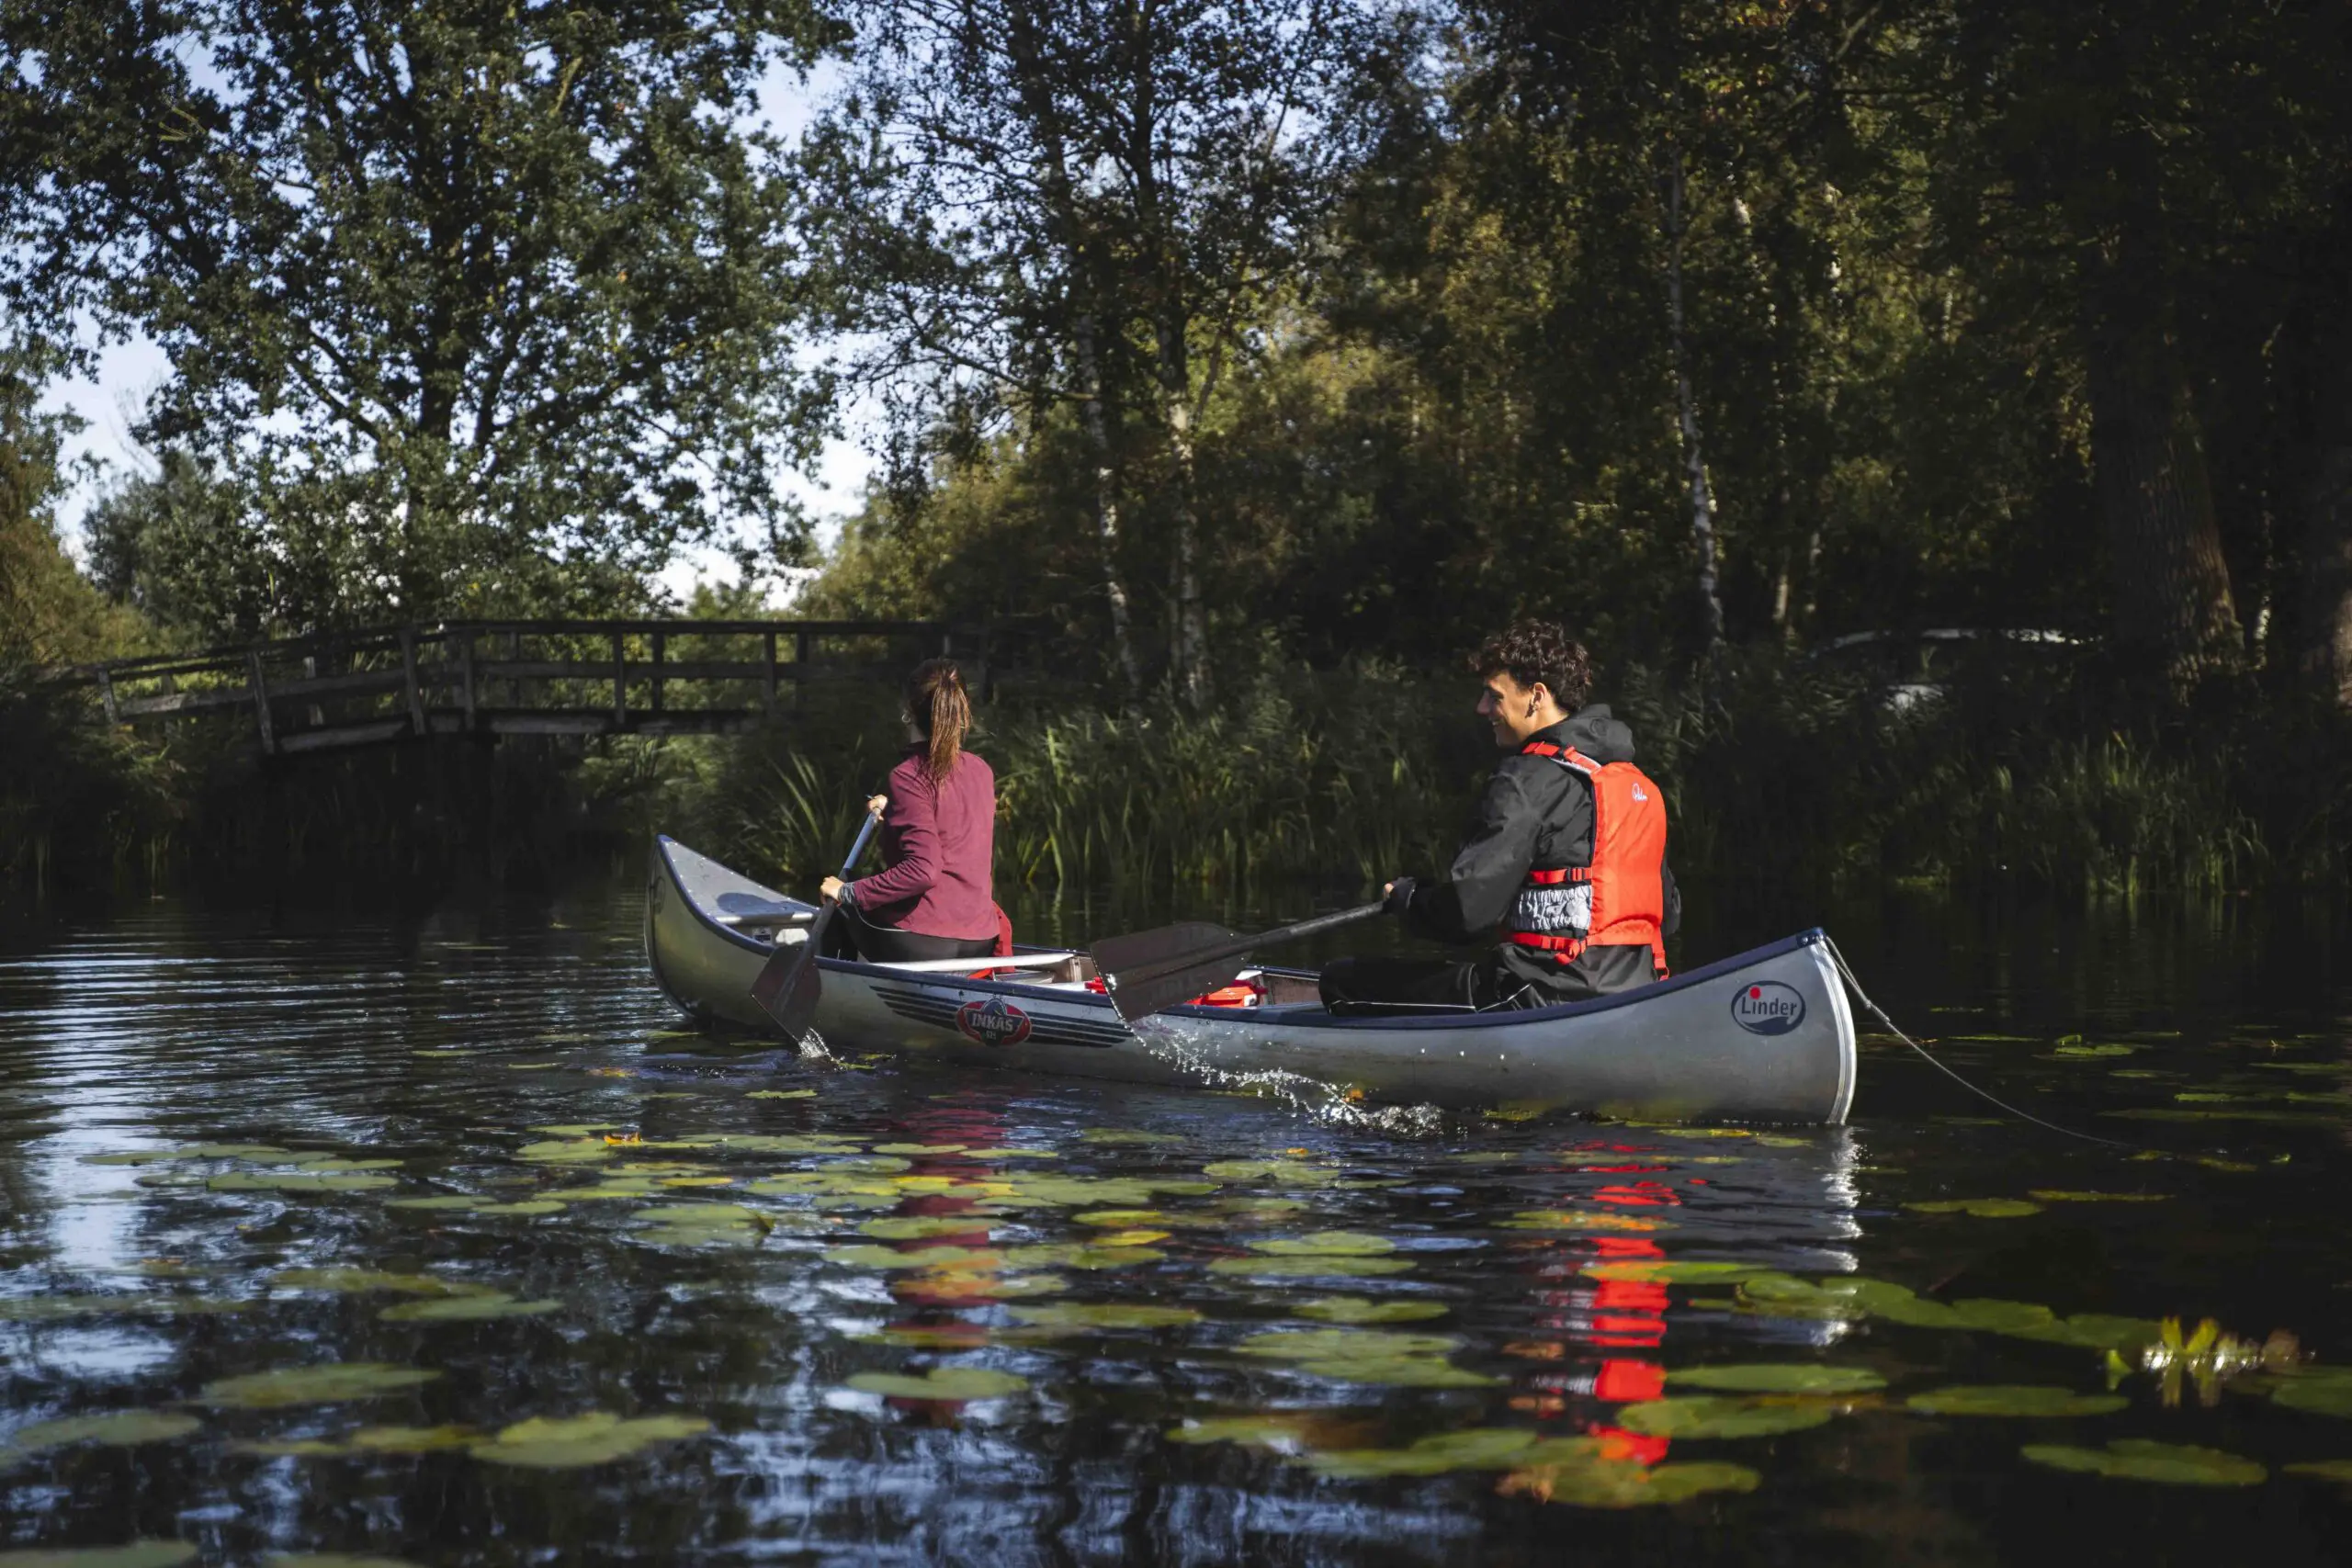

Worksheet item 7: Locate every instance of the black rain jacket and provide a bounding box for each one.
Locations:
[1398,705,1680,1003]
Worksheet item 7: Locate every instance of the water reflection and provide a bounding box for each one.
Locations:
[0,884,2345,1563]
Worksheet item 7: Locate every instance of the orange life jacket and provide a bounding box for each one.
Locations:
[1508,740,1668,976]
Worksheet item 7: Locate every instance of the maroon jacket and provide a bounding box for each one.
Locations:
[842,749,998,940]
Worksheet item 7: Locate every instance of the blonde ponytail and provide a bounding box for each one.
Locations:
[906,658,970,784]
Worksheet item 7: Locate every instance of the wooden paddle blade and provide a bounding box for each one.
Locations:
[1099,949,1251,1023]
[1088,920,1232,982]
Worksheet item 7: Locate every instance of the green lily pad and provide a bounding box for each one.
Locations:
[745,1089,818,1100]
[0,1544,200,1567]
[1080,1129,1185,1145]
[1303,1427,1536,1477]
[859,1215,999,1240]
[178,1143,293,1158]
[1165,1414,1312,1447]
[0,1295,253,1322]
[379,1292,559,1322]
[957,1147,1059,1160]
[206,1171,400,1194]
[467,1200,565,1216]
[1585,1260,1772,1284]
[1905,1198,2043,1218]
[0,1411,201,1461]
[1004,1303,1200,1331]
[873,1143,967,1156]
[1495,1210,1675,1234]
[1906,1385,2128,1417]
[998,1244,1164,1270]
[2026,1191,2170,1204]
[1667,1364,1885,1394]
[1296,1296,1448,1324]
[384,1196,479,1211]
[471,1412,711,1468]
[1238,1328,1459,1361]
[514,1139,613,1164]
[2272,1371,2352,1417]
[1201,1158,1338,1185]
[1617,1396,1836,1438]
[273,1269,483,1296]
[233,1439,351,1458]
[1291,1355,1495,1388]
[2284,1460,2352,1483]
[1207,1255,1412,1278]
[541,1182,661,1201]
[2051,1043,2141,1057]
[1508,1460,1760,1507]
[197,1363,440,1408]
[846,1367,1028,1401]
[1246,1231,1394,1257]
[288,1158,404,1173]
[2022,1438,2266,1485]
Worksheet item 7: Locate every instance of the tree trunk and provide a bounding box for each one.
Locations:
[1663,147,1726,656]
[1072,312,1143,698]
[2080,239,2240,676]
[1161,392,1209,709]
[2297,290,2352,703]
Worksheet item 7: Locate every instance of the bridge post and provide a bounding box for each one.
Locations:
[763,631,778,710]
[245,650,277,754]
[611,632,628,729]
[794,629,810,713]
[398,627,427,735]
[96,669,119,725]
[459,631,479,731]
[651,631,666,714]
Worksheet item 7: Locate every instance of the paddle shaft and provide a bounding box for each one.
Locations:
[750,802,883,1027]
[1106,901,1384,994]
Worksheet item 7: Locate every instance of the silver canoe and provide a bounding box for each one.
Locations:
[644,836,1857,1124]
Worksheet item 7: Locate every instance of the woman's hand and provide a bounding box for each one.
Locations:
[865,794,888,817]
[820,875,847,903]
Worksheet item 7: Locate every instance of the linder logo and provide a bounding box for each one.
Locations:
[1729,980,1805,1036]
[956,995,1033,1047]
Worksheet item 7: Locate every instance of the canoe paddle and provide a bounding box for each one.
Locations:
[1090,903,1384,1022]
[750,799,884,1038]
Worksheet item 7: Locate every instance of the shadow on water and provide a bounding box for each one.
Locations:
[0,869,2346,1563]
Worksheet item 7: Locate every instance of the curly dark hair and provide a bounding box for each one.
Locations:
[1472,620,1592,711]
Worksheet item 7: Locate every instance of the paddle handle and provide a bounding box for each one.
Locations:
[1111,901,1385,990]
[834,803,884,883]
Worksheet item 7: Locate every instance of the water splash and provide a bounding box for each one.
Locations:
[1126,1019,1446,1137]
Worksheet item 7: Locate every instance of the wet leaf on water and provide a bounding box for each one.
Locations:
[2026,1191,2171,1203]
[845,1367,1028,1401]
[831,1245,1001,1270]
[1617,1395,1836,1438]
[1668,1364,1885,1395]
[1072,1209,1170,1227]
[1905,1385,2128,1417]
[177,1144,292,1158]
[1238,1328,1458,1362]
[1201,1158,1337,1185]
[2270,1371,2352,1417]
[745,1089,818,1100]
[79,1152,177,1167]
[1165,1414,1312,1448]
[956,1147,1059,1160]
[1303,1427,1536,1478]
[289,1158,404,1174]
[540,1182,661,1201]
[1296,1296,1449,1324]
[1585,1260,1772,1284]
[1496,1210,1671,1233]
[234,1439,349,1458]
[710,1134,864,1155]
[0,1543,199,1567]
[2021,1438,2266,1485]
[384,1195,479,1211]
[1905,1198,2043,1218]
[2051,1043,2141,1058]
[273,1269,489,1297]
[860,1215,998,1241]
[207,1172,400,1194]
[471,1412,711,1468]
[2284,1460,2352,1483]
[1080,1129,1185,1145]
[1207,1254,1412,1278]
[1498,1459,1760,1508]
[379,1293,559,1322]
[467,1201,566,1217]
[998,1244,1165,1271]
[198,1364,440,1408]
[873,1143,966,1156]
[0,1294,253,1321]
[1246,1231,1394,1258]
[986,1177,1168,1208]
[1004,1303,1201,1331]
[0,1411,201,1462]
[514,1140,612,1164]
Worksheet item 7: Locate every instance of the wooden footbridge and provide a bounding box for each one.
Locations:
[63,619,975,756]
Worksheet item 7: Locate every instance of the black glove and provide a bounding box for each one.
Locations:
[1382,876,1418,919]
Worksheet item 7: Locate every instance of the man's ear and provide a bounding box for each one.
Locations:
[1526,682,1550,711]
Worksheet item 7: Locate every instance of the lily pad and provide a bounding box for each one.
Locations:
[998,1244,1164,1270]
[1207,1255,1412,1278]
[273,1269,482,1297]
[514,1139,613,1164]
[1585,1260,1772,1284]
[2026,1191,2170,1204]
[0,1411,201,1461]
[845,1367,1028,1401]
[1303,1427,1536,1477]
[206,1171,400,1194]
[1503,1459,1760,1508]
[1296,1296,1448,1324]
[384,1196,479,1211]
[1004,1303,1201,1331]
[0,1545,199,1567]
[1496,1210,1671,1233]
[745,1089,818,1100]
[2022,1438,2265,1485]
[1165,1414,1312,1447]
[468,1200,566,1217]
[1667,1364,1885,1395]
[1238,1328,1458,1361]
[2271,1371,2352,1417]
[1246,1231,1394,1257]
[2051,1043,2141,1057]
[2284,1460,2352,1483]
[1617,1395,1836,1438]
[198,1363,440,1408]
[859,1215,998,1240]
[1905,1384,2126,1417]
[1201,1158,1338,1185]
[471,1412,710,1468]
[1081,1129,1184,1145]
[1905,1198,2043,1218]
[379,1293,559,1322]
[873,1143,967,1156]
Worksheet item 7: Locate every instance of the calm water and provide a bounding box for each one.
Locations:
[0,875,2348,1565]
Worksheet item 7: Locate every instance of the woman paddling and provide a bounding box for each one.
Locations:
[820,659,1005,963]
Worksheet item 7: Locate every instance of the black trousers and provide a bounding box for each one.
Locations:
[829,899,998,964]
[1318,944,1663,1015]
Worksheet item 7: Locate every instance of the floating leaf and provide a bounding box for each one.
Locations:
[1668,1364,1885,1395]
[1247,1231,1394,1257]
[1004,1303,1201,1331]
[273,1269,484,1297]
[1617,1396,1835,1438]
[1207,1255,1411,1278]
[468,1201,565,1217]
[178,1144,292,1158]
[957,1147,1058,1160]
[0,1543,200,1567]
[745,1089,817,1100]
[998,1244,1164,1271]
[860,1215,998,1241]
[1201,1158,1337,1185]
[846,1367,1028,1401]
[1296,1296,1448,1324]
[2021,1438,2265,1485]
[1081,1129,1184,1145]
[1501,1460,1759,1508]
[471,1412,710,1468]
[79,1152,177,1167]
[2272,1371,2352,1417]
[1586,1261,1772,1284]
[2027,1191,2171,1204]
[289,1158,403,1174]
[379,1293,558,1323]
[384,1196,478,1211]
[1234,1327,1489,1383]
[1496,1210,1669,1233]
[206,1172,399,1194]
[514,1140,612,1164]
[1303,1427,1536,1477]
[0,1295,253,1322]
[197,1364,439,1409]
[2284,1460,2352,1483]
[873,1143,966,1156]
[1166,1414,1313,1447]
[0,1411,200,1461]
[1905,1198,2043,1218]
[541,1183,660,1201]
[2051,1043,2141,1058]
[1905,1385,2127,1417]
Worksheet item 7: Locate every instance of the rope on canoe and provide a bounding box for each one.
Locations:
[1823,937,2134,1148]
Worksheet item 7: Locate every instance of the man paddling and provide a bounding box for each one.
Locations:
[1319,619,1678,1013]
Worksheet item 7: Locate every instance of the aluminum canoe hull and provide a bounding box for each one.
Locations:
[644,836,1856,1124]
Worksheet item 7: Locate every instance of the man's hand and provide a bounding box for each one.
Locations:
[1382,876,1417,918]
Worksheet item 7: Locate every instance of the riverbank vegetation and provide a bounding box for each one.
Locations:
[4,0,2350,903]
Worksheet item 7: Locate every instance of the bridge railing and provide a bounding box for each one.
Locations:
[64,619,973,755]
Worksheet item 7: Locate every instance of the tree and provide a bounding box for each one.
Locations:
[0,0,845,632]
[0,338,141,665]
[811,0,1375,704]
